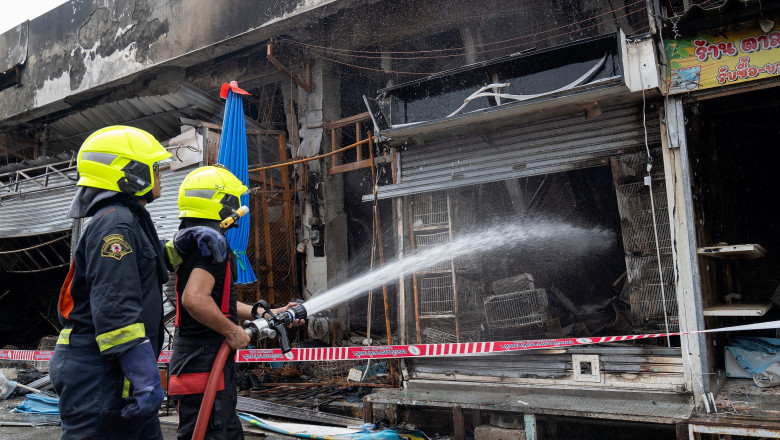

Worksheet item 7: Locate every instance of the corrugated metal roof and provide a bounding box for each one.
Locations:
[47,83,264,148]
[0,175,77,237]
[0,163,197,239]
[0,152,73,175]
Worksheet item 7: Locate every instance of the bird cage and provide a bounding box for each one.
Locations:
[626,255,679,332]
[419,274,482,316]
[615,179,672,255]
[483,289,549,329]
[415,231,453,270]
[412,191,448,227]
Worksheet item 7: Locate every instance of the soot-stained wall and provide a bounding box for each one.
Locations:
[0,0,373,125]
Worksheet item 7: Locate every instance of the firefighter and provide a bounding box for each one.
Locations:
[169,165,302,440]
[50,125,227,440]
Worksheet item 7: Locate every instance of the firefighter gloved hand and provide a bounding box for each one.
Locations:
[170,226,227,267]
[117,340,164,420]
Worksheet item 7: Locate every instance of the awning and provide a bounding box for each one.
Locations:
[46,83,264,148]
[46,84,223,148]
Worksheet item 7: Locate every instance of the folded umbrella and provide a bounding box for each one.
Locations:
[217,80,257,284]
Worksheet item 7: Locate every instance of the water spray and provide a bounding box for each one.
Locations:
[303,219,616,316]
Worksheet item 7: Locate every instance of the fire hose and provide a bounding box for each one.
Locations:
[191,300,307,440]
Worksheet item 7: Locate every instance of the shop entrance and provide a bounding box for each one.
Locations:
[688,85,780,420]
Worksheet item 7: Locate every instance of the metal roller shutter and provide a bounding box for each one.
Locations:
[372,104,660,200]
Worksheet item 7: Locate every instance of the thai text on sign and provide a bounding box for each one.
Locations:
[664,27,780,94]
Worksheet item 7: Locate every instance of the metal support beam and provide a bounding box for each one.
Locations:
[267,43,313,93]
[689,423,780,439]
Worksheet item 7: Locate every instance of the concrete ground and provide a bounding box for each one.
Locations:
[0,395,291,440]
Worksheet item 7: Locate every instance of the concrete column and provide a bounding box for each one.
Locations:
[289,58,348,328]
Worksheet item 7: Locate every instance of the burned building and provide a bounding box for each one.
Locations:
[1,0,779,438]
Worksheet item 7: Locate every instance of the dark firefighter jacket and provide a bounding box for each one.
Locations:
[168,246,238,396]
[57,195,169,357]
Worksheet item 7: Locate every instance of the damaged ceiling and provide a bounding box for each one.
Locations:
[46,84,229,149]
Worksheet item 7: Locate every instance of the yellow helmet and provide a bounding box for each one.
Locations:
[76,125,172,196]
[178,165,248,221]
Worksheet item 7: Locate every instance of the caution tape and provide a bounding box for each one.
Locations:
[2,320,779,364]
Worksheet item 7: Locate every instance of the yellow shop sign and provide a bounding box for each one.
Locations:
[664,27,780,94]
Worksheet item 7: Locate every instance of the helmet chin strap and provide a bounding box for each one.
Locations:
[140,190,156,204]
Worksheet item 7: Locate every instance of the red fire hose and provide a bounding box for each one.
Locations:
[191,340,231,440]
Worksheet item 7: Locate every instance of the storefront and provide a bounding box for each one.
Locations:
[363,32,698,431]
[661,13,780,435]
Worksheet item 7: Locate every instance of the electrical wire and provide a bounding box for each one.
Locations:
[637,49,672,347]
[281,0,646,57]
[289,6,647,63]
[299,7,648,76]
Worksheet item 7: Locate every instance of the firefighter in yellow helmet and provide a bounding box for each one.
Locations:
[50,126,227,440]
[168,165,302,440]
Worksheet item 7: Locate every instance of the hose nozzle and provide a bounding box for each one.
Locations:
[243,301,307,353]
[271,303,307,327]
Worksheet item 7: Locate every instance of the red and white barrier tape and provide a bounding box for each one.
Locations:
[2,320,779,364]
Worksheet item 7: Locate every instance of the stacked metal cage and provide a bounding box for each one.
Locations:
[412,191,449,227]
[411,189,485,343]
[419,274,483,316]
[483,288,550,329]
[412,190,478,270]
[615,179,672,255]
[612,149,679,333]
[626,255,678,331]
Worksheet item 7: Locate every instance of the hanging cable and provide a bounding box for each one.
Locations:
[282,0,646,57]
[638,52,672,346]
[302,8,646,76]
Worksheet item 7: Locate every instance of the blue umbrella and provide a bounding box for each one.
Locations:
[218,81,256,284]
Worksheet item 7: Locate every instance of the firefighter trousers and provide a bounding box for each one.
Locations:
[169,337,243,440]
[50,333,163,440]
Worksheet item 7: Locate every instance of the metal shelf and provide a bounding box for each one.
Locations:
[697,244,767,260]
[702,303,773,317]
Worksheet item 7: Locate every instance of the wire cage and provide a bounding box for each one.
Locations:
[242,184,298,305]
[449,189,477,235]
[485,318,562,341]
[615,179,672,255]
[420,312,484,343]
[611,149,665,185]
[457,276,484,310]
[626,254,679,332]
[415,231,453,270]
[413,191,449,227]
[412,189,477,230]
[419,274,483,316]
[415,230,479,271]
[483,289,550,329]
[421,327,458,344]
[303,359,359,382]
[421,326,483,344]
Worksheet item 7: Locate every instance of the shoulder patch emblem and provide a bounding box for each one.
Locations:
[101,234,133,260]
